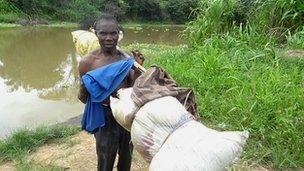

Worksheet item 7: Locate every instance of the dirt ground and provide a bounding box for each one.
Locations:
[0,131,149,171]
[1,131,301,171]
[284,49,304,58]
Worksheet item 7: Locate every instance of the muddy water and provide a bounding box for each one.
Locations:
[0,25,185,137]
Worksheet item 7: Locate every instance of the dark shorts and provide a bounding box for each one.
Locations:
[94,106,133,171]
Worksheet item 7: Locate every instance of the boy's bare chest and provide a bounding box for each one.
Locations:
[90,57,120,70]
[89,56,130,88]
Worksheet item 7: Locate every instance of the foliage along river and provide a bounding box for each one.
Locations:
[0,25,185,138]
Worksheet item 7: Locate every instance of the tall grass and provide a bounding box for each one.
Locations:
[252,0,304,33]
[0,125,80,163]
[186,0,304,45]
[140,34,304,168]
[132,12,304,167]
[133,1,304,168]
[287,26,304,49]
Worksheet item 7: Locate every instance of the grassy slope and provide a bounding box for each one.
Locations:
[125,31,304,169]
[0,125,80,164]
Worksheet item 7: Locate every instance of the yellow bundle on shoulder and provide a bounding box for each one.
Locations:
[71,30,100,56]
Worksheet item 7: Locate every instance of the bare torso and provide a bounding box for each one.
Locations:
[78,49,135,105]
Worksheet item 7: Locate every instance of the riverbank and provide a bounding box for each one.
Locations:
[0,127,286,171]
[0,22,185,29]
[0,22,77,28]
[0,130,149,171]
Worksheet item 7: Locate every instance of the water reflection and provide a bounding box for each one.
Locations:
[0,77,83,138]
[0,27,76,91]
[38,53,81,101]
[0,28,83,137]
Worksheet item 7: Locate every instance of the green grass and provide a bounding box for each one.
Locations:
[37,22,78,28]
[124,43,182,57]
[174,1,304,167]
[121,21,185,28]
[128,30,304,169]
[287,26,304,50]
[0,13,20,23]
[0,22,78,28]
[0,125,81,164]
[15,161,64,171]
[186,0,304,47]
[0,23,21,28]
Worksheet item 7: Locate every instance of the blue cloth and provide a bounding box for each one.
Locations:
[81,57,134,133]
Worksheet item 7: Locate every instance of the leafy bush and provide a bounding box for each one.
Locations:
[58,0,99,22]
[165,0,198,24]
[137,0,163,21]
[8,0,99,22]
[1,0,202,23]
[0,0,23,23]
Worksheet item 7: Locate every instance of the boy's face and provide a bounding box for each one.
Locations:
[95,20,119,50]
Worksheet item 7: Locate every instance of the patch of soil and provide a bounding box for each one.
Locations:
[0,131,148,171]
[0,163,14,171]
[285,49,304,57]
[27,131,97,170]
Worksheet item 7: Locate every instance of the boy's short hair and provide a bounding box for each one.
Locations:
[93,13,118,30]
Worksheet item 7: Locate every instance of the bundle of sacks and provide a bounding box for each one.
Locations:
[110,87,249,171]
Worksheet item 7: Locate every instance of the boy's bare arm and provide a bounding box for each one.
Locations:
[78,57,90,104]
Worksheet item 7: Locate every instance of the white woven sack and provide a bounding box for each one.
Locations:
[131,96,193,162]
[110,88,138,131]
[149,120,249,171]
